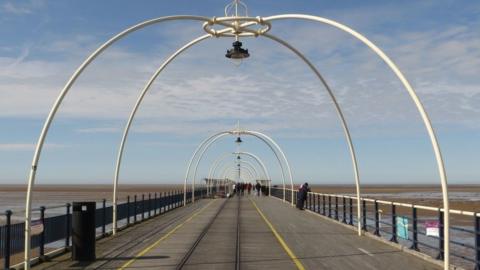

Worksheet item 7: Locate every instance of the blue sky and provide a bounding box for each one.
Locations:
[0,0,479,186]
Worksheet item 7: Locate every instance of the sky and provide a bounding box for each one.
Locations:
[0,0,479,186]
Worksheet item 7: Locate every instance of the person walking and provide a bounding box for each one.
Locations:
[296,182,311,210]
[255,182,261,196]
[247,182,252,195]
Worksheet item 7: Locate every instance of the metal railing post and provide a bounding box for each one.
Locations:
[161,192,165,214]
[141,194,145,221]
[475,213,480,270]
[169,191,172,211]
[322,195,326,216]
[390,204,398,243]
[349,198,353,226]
[102,199,106,236]
[328,195,332,218]
[362,200,367,231]
[4,210,12,270]
[374,200,380,236]
[307,193,313,210]
[436,210,444,260]
[134,195,137,223]
[154,193,157,216]
[148,193,151,219]
[317,194,320,213]
[335,196,339,220]
[66,203,71,248]
[410,207,419,251]
[342,197,347,224]
[39,206,46,259]
[127,195,130,225]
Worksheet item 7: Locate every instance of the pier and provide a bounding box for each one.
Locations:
[28,195,442,270]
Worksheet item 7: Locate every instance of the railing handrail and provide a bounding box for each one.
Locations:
[270,187,480,217]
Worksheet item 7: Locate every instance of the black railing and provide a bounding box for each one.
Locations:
[271,188,479,270]
[0,187,208,269]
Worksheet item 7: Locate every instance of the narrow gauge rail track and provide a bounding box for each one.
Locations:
[93,202,208,269]
[176,196,241,270]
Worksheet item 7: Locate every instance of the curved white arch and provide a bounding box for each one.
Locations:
[235,151,271,180]
[240,130,295,205]
[189,132,231,203]
[112,35,212,232]
[23,16,215,267]
[23,12,448,268]
[263,15,449,267]
[221,165,255,182]
[112,31,361,231]
[183,131,229,204]
[217,160,260,181]
[260,33,362,233]
[188,130,291,204]
[208,152,269,181]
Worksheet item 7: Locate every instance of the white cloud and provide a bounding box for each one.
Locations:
[0,143,64,151]
[1,0,44,15]
[0,8,479,139]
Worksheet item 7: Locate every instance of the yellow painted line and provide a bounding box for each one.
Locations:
[250,199,306,270]
[118,200,216,270]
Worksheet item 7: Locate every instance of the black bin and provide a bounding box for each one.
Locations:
[72,202,96,261]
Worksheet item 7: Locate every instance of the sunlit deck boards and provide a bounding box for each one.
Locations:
[32,196,441,270]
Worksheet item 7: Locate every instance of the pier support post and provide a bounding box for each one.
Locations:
[335,197,339,220]
[374,201,380,236]
[141,194,145,221]
[127,196,130,225]
[342,197,347,224]
[349,198,353,226]
[4,210,12,270]
[362,200,367,231]
[148,193,151,219]
[328,195,332,218]
[410,207,419,251]
[436,210,445,260]
[322,195,326,216]
[390,204,398,243]
[102,200,106,237]
[475,214,479,270]
[39,206,46,260]
[134,195,137,223]
[66,203,71,248]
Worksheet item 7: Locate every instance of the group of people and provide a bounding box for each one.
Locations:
[296,182,311,210]
[234,182,267,196]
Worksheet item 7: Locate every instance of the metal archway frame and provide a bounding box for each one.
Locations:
[185,130,292,205]
[216,160,259,181]
[235,151,271,180]
[112,32,361,233]
[24,13,450,269]
[221,164,255,182]
[208,152,269,182]
[263,15,449,267]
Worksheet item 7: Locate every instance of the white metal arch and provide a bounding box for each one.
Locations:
[216,160,260,181]
[208,152,269,181]
[182,132,229,204]
[187,130,292,205]
[23,16,215,267]
[207,150,277,197]
[235,151,271,180]
[263,15,449,267]
[221,165,255,182]
[112,32,361,229]
[23,12,449,269]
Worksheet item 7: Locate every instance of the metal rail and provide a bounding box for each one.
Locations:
[176,199,229,270]
[93,201,206,269]
[236,195,241,270]
[175,197,242,270]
